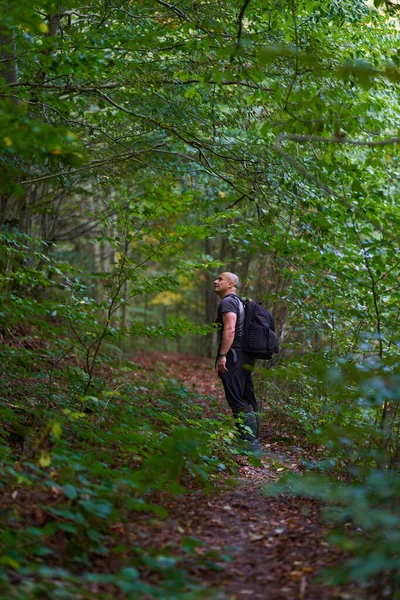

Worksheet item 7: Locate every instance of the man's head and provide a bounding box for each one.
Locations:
[214,272,240,298]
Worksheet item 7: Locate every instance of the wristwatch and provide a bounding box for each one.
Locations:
[218,353,227,357]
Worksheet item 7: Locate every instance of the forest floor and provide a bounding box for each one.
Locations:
[129,351,361,600]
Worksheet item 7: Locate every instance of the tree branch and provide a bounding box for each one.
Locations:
[21,143,165,185]
[164,78,274,92]
[284,0,299,108]
[7,80,119,91]
[274,133,400,196]
[277,133,400,148]
[230,0,252,61]
[153,0,190,22]
[236,0,252,48]
[274,136,334,196]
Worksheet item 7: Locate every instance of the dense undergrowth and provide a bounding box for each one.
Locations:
[0,342,238,599]
[260,357,400,599]
[2,0,400,597]
[2,227,400,599]
[0,229,238,598]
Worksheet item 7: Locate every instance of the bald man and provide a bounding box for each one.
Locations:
[214,272,260,452]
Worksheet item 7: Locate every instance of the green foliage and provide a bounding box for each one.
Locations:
[268,468,400,592]
[2,0,400,596]
[0,226,237,597]
[263,355,400,595]
[0,350,235,598]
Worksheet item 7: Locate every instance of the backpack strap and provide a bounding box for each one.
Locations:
[226,293,245,343]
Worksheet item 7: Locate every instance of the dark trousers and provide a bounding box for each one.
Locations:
[220,348,258,415]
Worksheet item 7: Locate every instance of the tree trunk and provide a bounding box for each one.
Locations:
[203,238,218,357]
[0,28,18,88]
[0,26,25,227]
[0,194,26,227]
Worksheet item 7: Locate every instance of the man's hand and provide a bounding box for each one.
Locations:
[217,356,228,374]
[217,311,236,375]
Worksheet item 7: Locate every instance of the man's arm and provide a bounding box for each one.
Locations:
[217,311,237,374]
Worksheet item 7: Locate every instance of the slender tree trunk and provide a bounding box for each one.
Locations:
[203,238,218,357]
[239,254,251,293]
[0,28,18,88]
[0,26,25,227]
[0,194,26,227]
[0,11,62,228]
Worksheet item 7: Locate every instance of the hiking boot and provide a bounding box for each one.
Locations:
[232,411,262,455]
[255,411,260,439]
[235,411,257,442]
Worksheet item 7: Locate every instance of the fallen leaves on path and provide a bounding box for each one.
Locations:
[130,351,359,600]
[1,349,357,599]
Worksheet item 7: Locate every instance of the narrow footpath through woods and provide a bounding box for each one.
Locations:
[131,352,359,600]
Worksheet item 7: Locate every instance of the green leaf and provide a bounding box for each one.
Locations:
[64,484,78,500]
[39,451,51,468]
[52,422,62,439]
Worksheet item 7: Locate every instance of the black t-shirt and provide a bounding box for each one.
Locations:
[216,294,245,349]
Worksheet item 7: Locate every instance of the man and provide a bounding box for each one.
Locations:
[214,272,260,451]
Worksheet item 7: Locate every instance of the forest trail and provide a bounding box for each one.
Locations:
[131,352,355,600]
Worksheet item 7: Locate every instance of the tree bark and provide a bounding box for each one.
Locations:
[0,22,29,229]
[0,28,18,88]
[0,25,25,227]
[203,238,218,357]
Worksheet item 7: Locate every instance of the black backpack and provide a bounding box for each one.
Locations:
[238,297,279,360]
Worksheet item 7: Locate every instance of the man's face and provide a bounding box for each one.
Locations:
[214,273,232,297]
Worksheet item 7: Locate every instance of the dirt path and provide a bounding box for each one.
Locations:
[131,352,357,600]
[144,482,344,600]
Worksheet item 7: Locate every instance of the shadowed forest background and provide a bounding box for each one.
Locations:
[1,0,400,598]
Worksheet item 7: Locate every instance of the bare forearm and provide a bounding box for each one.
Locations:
[220,328,235,354]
